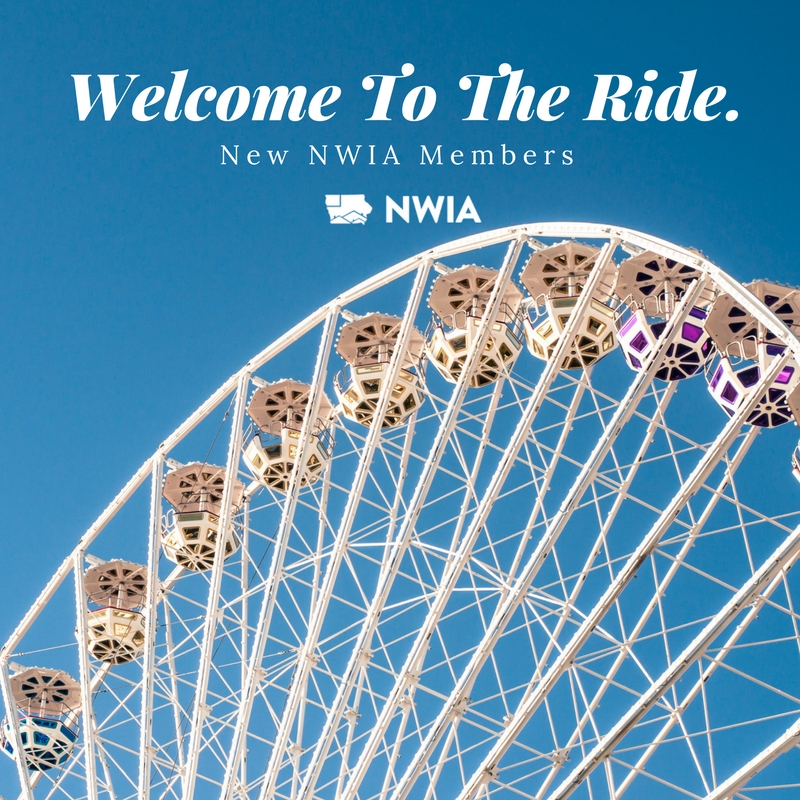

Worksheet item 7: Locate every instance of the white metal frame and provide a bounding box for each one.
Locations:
[2,223,800,800]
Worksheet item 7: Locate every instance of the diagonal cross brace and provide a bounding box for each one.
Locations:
[295,236,526,800]
[547,523,800,800]
[392,273,710,800]
[454,338,791,800]
[341,240,621,800]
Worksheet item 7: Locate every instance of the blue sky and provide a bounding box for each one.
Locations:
[1,0,797,646]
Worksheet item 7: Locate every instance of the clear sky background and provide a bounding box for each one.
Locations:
[0,0,797,667]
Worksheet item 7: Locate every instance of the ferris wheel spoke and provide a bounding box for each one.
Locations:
[699,714,800,800]
[137,455,164,800]
[92,735,119,800]
[156,595,188,776]
[420,426,722,795]
[255,365,432,799]
[213,310,340,798]
[545,522,800,800]
[529,426,758,799]
[496,378,589,596]
[373,417,420,575]
[9,224,800,800]
[435,377,508,554]
[72,553,99,800]
[366,356,608,792]
[389,278,709,800]
[454,351,791,800]
[181,369,251,800]
[293,236,528,800]
[89,678,147,770]
[338,241,621,800]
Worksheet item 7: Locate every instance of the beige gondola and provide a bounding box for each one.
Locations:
[162,463,245,570]
[244,379,334,490]
[83,559,148,664]
[427,265,524,387]
[521,242,618,370]
[334,313,426,427]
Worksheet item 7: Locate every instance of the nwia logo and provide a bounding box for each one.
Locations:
[325,195,481,225]
[325,195,372,224]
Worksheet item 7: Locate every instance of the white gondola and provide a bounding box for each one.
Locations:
[522,242,618,369]
[1,667,80,772]
[618,306,715,380]
[243,379,334,491]
[615,251,715,380]
[1,715,79,771]
[161,463,245,571]
[707,349,798,427]
[427,265,524,386]
[334,313,425,427]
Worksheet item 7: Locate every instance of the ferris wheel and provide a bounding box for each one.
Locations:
[3,222,800,800]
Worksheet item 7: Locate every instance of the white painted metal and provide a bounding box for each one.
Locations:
[4,223,800,800]
[454,352,790,800]
[459,355,788,800]
[338,241,621,800]
[703,716,800,800]
[181,370,251,800]
[220,309,340,800]
[252,262,433,800]
[138,456,164,800]
[546,522,800,799]
[295,236,527,800]
[390,277,710,800]
[532,426,760,800]
[73,553,98,800]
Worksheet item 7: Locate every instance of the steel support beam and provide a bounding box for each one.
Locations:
[138,455,164,800]
[392,277,709,800]
[253,262,432,800]
[614,563,784,797]
[395,379,674,800]
[295,236,527,800]
[547,524,800,799]
[454,350,790,800]
[74,553,99,800]
[703,716,800,800]
[219,309,340,800]
[405,376,594,800]
[340,241,620,800]
[181,369,250,800]
[532,427,758,800]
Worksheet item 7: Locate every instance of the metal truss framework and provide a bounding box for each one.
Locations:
[2,223,800,800]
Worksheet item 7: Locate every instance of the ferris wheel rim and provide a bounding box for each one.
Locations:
[4,221,800,800]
